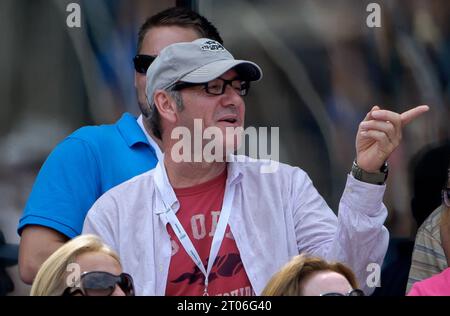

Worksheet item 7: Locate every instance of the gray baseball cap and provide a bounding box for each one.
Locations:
[145,38,263,111]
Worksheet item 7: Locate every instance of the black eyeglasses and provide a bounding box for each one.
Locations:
[443,188,450,207]
[62,271,135,296]
[171,77,250,96]
[320,289,365,296]
[133,54,156,74]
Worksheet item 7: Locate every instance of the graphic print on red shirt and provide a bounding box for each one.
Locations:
[165,169,254,296]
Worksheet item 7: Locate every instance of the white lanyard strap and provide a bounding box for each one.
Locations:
[163,183,236,295]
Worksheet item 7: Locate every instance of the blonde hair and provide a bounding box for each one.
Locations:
[30,234,120,296]
[261,254,359,296]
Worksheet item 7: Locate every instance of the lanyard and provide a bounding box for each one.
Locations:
[161,183,236,296]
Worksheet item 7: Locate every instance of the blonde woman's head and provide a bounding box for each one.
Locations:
[30,234,122,296]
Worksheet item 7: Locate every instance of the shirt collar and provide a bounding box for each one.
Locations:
[137,115,163,161]
[153,156,179,216]
[153,155,244,217]
[116,112,154,148]
[226,154,244,185]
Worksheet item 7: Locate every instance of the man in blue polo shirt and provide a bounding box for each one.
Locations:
[17,7,223,284]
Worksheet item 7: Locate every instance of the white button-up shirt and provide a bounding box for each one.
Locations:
[83,156,389,295]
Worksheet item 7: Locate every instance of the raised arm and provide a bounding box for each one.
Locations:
[295,105,429,294]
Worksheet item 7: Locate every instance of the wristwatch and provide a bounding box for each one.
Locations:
[351,160,388,185]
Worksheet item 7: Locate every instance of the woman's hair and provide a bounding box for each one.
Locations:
[261,254,359,296]
[30,234,120,296]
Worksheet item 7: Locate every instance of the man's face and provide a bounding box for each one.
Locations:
[135,26,200,110]
[175,69,246,155]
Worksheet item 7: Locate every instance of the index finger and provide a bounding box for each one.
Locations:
[362,105,381,122]
[400,105,429,126]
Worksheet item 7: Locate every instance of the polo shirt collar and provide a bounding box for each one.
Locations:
[116,113,149,147]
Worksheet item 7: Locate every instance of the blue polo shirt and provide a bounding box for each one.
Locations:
[18,113,158,238]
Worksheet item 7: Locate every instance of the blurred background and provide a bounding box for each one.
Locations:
[0,0,449,295]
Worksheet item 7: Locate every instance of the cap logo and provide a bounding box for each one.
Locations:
[200,40,225,52]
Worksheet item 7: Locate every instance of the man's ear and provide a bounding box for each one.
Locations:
[154,90,177,123]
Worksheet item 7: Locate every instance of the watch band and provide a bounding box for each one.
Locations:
[351,160,388,185]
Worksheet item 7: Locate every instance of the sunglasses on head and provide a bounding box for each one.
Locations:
[62,271,135,296]
[320,289,365,296]
[133,54,156,74]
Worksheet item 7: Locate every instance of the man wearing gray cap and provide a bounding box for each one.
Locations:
[18,7,223,285]
[83,38,429,296]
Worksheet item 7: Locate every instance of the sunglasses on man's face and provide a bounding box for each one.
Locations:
[133,54,157,74]
[62,271,135,296]
[320,289,365,296]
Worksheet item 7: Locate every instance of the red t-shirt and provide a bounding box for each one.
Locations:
[165,169,254,296]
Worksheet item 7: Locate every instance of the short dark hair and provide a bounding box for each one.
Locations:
[138,7,223,139]
[137,7,223,53]
[410,142,450,227]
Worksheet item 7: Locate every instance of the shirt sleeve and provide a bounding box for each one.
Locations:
[82,195,119,252]
[18,137,101,238]
[406,224,446,293]
[292,171,389,295]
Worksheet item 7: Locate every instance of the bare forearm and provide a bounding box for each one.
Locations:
[19,225,69,284]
